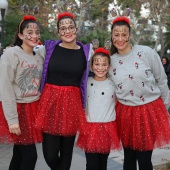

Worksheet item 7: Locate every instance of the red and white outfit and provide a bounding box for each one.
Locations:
[0,46,43,145]
[35,44,89,136]
[76,77,121,154]
[109,45,170,151]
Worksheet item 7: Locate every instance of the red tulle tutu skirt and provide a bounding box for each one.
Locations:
[35,84,84,136]
[76,121,122,154]
[116,97,170,151]
[0,101,42,145]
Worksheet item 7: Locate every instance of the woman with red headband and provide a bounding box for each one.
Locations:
[76,47,121,170]
[109,16,170,170]
[35,12,93,170]
[0,15,43,169]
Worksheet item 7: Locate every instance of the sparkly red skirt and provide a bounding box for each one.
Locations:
[76,121,122,154]
[116,97,170,151]
[0,101,42,145]
[35,84,84,136]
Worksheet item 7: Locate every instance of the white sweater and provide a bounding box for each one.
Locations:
[0,46,44,125]
[86,77,116,123]
[109,45,169,109]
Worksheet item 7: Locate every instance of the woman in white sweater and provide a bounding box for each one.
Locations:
[109,16,170,170]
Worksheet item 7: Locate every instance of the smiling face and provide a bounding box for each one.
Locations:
[162,58,167,65]
[111,25,131,54]
[92,55,110,81]
[19,22,40,47]
[58,18,77,43]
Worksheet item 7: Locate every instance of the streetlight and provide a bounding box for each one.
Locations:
[0,0,8,56]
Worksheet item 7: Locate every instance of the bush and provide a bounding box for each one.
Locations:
[166,161,170,169]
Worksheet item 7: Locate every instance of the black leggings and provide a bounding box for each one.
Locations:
[123,147,153,170]
[85,152,109,170]
[9,144,37,170]
[42,133,76,170]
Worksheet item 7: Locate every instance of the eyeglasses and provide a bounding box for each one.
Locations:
[58,25,76,36]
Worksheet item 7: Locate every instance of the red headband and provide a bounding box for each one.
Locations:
[94,47,110,56]
[19,15,37,33]
[112,16,130,25]
[57,12,75,21]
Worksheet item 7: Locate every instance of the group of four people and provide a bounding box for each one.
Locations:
[0,11,170,170]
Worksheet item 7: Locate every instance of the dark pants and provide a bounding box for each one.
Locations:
[85,152,109,170]
[42,133,76,170]
[9,144,37,170]
[123,147,153,170]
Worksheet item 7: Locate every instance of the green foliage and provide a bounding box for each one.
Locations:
[166,161,170,169]
[4,14,22,47]
[78,28,110,46]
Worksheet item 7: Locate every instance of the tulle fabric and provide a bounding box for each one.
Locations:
[0,101,42,145]
[35,84,84,136]
[116,97,170,151]
[76,120,122,154]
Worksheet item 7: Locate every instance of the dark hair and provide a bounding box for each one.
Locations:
[57,16,76,32]
[13,20,38,46]
[91,52,111,66]
[162,56,169,64]
[110,21,131,55]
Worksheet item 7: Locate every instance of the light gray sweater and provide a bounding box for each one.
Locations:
[0,46,44,126]
[109,45,169,109]
[86,77,116,122]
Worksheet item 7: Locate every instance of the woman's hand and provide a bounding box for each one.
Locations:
[9,123,21,136]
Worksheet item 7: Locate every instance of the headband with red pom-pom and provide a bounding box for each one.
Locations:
[19,15,37,33]
[112,16,130,25]
[57,12,75,21]
[94,47,110,56]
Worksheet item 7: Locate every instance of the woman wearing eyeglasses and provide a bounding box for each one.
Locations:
[35,12,93,170]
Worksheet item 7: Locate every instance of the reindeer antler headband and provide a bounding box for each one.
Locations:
[110,7,131,25]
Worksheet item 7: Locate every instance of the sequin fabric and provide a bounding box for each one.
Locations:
[76,121,122,154]
[35,84,83,136]
[0,101,42,145]
[116,97,170,151]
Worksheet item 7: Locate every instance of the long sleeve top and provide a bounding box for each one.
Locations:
[0,46,44,125]
[86,77,116,123]
[109,45,169,109]
[35,40,93,109]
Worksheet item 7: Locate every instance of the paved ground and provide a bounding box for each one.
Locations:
[0,143,170,170]
[0,144,123,170]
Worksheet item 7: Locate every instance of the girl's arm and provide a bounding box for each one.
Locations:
[0,48,19,126]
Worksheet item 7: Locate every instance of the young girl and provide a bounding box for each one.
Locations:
[0,15,43,170]
[109,16,170,170]
[76,47,121,170]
